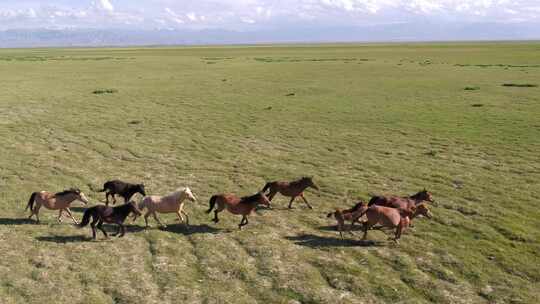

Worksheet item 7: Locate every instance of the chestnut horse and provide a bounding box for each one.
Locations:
[25,188,90,224]
[206,192,270,229]
[326,201,367,239]
[261,177,319,209]
[358,204,432,243]
[138,187,197,228]
[78,201,142,240]
[368,189,434,225]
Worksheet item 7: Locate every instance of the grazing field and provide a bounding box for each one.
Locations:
[0,42,539,304]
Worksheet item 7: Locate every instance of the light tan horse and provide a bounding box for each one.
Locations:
[25,188,90,224]
[137,187,197,228]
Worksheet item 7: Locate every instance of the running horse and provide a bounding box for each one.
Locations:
[368,189,434,226]
[137,187,198,228]
[206,192,270,229]
[78,201,142,240]
[261,177,319,209]
[25,188,90,224]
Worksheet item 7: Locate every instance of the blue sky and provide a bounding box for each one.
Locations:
[1,0,539,31]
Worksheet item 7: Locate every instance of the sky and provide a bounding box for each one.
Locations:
[1,0,539,31]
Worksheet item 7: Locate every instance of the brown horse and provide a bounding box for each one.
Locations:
[78,201,142,240]
[326,201,368,239]
[357,205,411,243]
[25,188,90,224]
[261,177,319,209]
[206,192,270,229]
[368,189,434,225]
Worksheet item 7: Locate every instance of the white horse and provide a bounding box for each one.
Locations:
[137,187,197,228]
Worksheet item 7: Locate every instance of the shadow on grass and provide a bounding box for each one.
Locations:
[36,235,90,243]
[0,217,35,225]
[160,224,221,235]
[70,207,87,213]
[285,233,383,248]
[318,225,364,232]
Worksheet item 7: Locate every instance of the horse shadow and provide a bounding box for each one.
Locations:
[70,207,87,213]
[36,235,90,243]
[0,218,35,225]
[318,225,365,232]
[160,224,220,236]
[285,233,383,248]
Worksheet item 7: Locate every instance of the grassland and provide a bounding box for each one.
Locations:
[0,42,539,304]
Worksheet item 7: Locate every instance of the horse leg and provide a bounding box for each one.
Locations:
[105,192,110,205]
[33,204,42,224]
[238,216,248,230]
[97,220,108,239]
[153,212,166,228]
[212,203,225,223]
[112,194,117,205]
[288,197,296,209]
[57,210,63,223]
[300,194,313,209]
[120,224,126,237]
[144,211,151,228]
[181,210,190,226]
[65,208,78,224]
[90,219,97,240]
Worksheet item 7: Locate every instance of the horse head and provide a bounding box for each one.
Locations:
[415,203,432,219]
[137,184,147,197]
[257,192,271,207]
[128,201,142,217]
[77,191,90,205]
[302,176,319,191]
[184,187,197,202]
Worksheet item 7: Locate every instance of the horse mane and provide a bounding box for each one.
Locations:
[55,188,80,197]
[350,201,366,212]
[240,192,262,203]
[409,190,427,200]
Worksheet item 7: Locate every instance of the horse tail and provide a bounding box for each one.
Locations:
[78,207,94,228]
[261,182,273,193]
[206,195,218,214]
[25,192,38,211]
[326,211,335,218]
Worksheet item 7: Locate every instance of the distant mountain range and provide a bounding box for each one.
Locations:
[1,22,539,47]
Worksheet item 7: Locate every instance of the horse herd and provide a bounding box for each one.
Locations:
[24,177,435,243]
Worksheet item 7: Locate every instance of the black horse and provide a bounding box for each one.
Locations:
[98,179,146,205]
[78,201,142,240]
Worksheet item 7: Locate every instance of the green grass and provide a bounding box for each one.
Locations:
[0,42,539,304]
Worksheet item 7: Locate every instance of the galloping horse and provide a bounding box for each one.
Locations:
[98,179,146,206]
[25,188,90,224]
[261,177,319,209]
[368,189,434,226]
[138,187,197,228]
[78,201,142,240]
[359,205,413,243]
[206,192,270,229]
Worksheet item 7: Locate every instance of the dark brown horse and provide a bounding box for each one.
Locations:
[97,180,146,206]
[78,201,142,239]
[261,177,319,209]
[326,201,367,239]
[206,192,270,229]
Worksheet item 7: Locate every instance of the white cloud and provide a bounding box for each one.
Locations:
[96,0,114,12]
[0,0,538,31]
